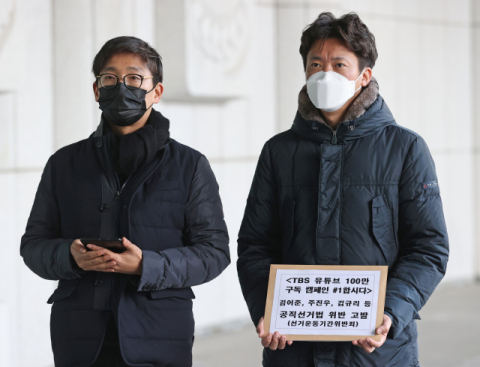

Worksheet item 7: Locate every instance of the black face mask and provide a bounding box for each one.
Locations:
[98,83,152,126]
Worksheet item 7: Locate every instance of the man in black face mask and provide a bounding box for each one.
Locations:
[20,36,230,367]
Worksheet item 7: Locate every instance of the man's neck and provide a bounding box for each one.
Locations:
[320,88,362,130]
[107,108,152,136]
[320,109,346,130]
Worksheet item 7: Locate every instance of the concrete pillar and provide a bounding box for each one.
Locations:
[0,92,15,168]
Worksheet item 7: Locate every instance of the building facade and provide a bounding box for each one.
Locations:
[0,0,478,365]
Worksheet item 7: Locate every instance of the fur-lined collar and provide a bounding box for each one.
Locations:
[298,77,380,125]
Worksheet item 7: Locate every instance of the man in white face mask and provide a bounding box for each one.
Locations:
[238,11,448,367]
[304,37,372,130]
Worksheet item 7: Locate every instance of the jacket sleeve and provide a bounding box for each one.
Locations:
[20,156,82,281]
[237,142,282,326]
[137,155,230,291]
[384,136,449,338]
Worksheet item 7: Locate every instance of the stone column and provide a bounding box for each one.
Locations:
[472,0,480,281]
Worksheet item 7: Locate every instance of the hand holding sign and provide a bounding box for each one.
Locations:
[257,317,293,350]
[352,314,392,353]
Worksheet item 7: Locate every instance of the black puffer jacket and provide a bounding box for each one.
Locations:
[20,112,230,367]
[237,79,448,367]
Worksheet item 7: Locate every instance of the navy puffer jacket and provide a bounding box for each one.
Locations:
[237,79,448,367]
[21,115,230,367]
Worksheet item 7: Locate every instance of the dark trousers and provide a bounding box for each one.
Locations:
[92,314,130,367]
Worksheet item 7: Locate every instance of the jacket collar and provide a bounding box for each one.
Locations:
[94,117,105,138]
[298,77,380,125]
[93,112,171,148]
[292,78,396,143]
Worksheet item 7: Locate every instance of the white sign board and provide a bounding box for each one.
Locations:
[264,265,388,341]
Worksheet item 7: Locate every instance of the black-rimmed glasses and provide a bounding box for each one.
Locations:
[97,73,154,90]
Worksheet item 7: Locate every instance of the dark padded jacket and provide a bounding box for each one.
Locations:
[237,81,448,367]
[20,119,230,367]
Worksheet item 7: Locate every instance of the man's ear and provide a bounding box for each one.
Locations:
[93,81,100,102]
[153,83,164,104]
[361,68,373,87]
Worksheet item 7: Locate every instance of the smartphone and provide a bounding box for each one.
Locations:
[80,238,126,253]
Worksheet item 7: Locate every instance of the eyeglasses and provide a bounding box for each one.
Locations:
[96,73,154,91]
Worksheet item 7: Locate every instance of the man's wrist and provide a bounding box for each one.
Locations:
[134,254,143,275]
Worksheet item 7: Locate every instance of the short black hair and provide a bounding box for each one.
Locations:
[300,12,378,71]
[92,36,163,85]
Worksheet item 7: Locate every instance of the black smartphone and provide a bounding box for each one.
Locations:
[80,238,126,253]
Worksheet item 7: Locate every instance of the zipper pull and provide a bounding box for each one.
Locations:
[115,191,120,199]
[332,131,338,144]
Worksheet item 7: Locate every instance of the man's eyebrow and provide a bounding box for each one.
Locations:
[332,56,348,61]
[309,55,349,61]
[100,66,146,73]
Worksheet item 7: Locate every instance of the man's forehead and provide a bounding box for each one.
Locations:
[308,39,355,59]
[101,53,148,72]
[308,43,355,61]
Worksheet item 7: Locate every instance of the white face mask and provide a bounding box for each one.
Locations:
[306,68,365,112]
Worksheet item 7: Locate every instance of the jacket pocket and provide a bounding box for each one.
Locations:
[372,195,397,265]
[147,179,182,204]
[282,197,295,261]
[47,283,80,304]
[149,287,195,300]
[154,179,180,191]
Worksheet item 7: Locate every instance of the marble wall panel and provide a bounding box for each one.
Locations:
[0,173,15,366]
[443,0,471,23]
[433,152,475,282]
[416,23,447,152]
[191,103,223,159]
[222,99,251,158]
[157,0,254,101]
[362,18,399,118]
[15,170,56,367]
[0,303,9,366]
[0,0,25,90]
[248,4,277,155]
[53,0,95,148]
[16,0,53,167]
[277,5,307,132]
[471,15,480,279]
[441,26,472,150]
[0,93,15,168]
[162,103,197,148]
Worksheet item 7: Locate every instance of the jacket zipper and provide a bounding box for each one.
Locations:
[105,139,131,237]
[325,123,339,145]
[113,176,131,237]
[115,179,129,199]
[332,130,338,144]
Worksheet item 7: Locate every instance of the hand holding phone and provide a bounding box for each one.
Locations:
[84,237,143,275]
[70,239,116,272]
